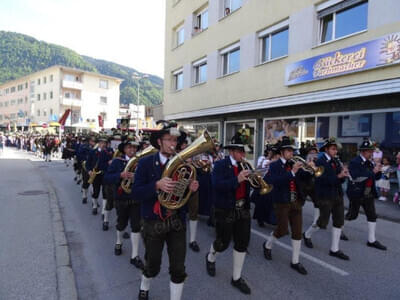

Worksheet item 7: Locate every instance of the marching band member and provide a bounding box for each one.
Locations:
[206,135,252,295]
[81,136,96,204]
[262,136,308,275]
[303,138,349,260]
[345,139,387,250]
[104,137,144,269]
[133,121,199,300]
[86,136,112,216]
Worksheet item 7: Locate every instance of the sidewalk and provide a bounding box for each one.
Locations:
[0,148,76,300]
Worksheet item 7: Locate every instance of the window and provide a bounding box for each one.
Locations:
[5,101,9,107]
[43,109,47,117]
[100,112,107,122]
[17,98,23,104]
[0,102,3,107]
[11,100,16,106]
[100,96,107,104]
[50,109,53,116]
[194,8,208,34]
[193,58,207,85]
[223,0,242,16]
[37,94,41,101]
[176,26,185,46]
[10,86,16,93]
[17,84,23,91]
[173,69,184,91]
[99,79,109,89]
[37,78,41,85]
[0,115,2,121]
[5,88,9,94]
[319,0,368,43]
[259,24,289,63]
[50,75,53,82]
[10,113,16,119]
[25,82,28,88]
[43,93,47,100]
[221,43,240,76]
[50,91,53,99]
[43,77,47,84]
[37,110,40,116]
[25,97,28,103]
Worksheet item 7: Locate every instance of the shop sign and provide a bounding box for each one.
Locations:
[285,32,400,86]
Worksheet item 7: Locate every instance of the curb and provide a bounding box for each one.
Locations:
[37,162,79,300]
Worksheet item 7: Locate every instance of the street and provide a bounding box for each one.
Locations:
[1,148,400,300]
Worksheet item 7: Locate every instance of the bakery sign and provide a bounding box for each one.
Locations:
[285,32,400,86]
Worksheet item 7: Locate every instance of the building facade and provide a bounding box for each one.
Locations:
[0,65,122,130]
[164,0,400,162]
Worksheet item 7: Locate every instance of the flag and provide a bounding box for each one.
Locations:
[59,109,71,126]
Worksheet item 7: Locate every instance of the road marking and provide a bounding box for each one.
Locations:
[251,228,350,276]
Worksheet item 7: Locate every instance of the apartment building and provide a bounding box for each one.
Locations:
[0,65,122,130]
[164,0,400,162]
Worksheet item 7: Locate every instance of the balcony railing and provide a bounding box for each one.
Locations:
[61,97,82,107]
[62,80,83,90]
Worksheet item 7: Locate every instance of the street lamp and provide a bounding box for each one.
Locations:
[132,72,149,131]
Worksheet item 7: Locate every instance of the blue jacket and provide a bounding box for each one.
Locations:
[86,148,112,173]
[132,153,187,221]
[211,157,250,210]
[346,155,381,199]
[265,159,305,204]
[77,143,90,163]
[104,157,133,201]
[315,155,345,199]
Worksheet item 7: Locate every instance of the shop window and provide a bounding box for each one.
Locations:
[319,0,368,43]
[316,117,330,138]
[264,118,299,145]
[338,114,371,137]
[386,112,400,144]
[183,123,220,141]
[226,121,256,161]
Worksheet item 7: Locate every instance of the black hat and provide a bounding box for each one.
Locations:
[176,128,189,151]
[319,137,340,152]
[224,129,252,152]
[271,141,281,155]
[279,136,296,151]
[359,138,375,151]
[150,120,180,150]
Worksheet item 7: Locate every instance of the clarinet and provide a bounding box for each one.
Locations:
[334,156,354,184]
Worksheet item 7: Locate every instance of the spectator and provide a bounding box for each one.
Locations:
[373,143,383,164]
[376,157,391,201]
[225,7,230,16]
[394,152,400,203]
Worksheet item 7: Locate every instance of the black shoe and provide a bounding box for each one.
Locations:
[82,198,87,204]
[207,217,215,227]
[231,277,251,295]
[114,244,122,256]
[74,176,77,181]
[102,222,109,231]
[138,290,148,300]
[262,242,272,260]
[290,263,308,275]
[340,232,349,241]
[189,241,200,252]
[205,253,216,277]
[329,250,350,260]
[367,240,387,250]
[92,208,97,215]
[123,232,130,239]
[303,233,313,249]
[130,256,145,270]
[77,180,81,184]
[257,220,265,228]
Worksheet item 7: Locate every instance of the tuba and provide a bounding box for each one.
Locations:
[158,131,216,210]
[120,146,158,194]
[290,156,324,177]
[240,159,273,195]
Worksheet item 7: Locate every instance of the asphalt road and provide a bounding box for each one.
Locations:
[2,148,400,300]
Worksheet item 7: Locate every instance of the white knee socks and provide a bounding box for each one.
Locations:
[331,227,341,252]
[92,198,98,208]
[131,232,140,259]
[291,239,301,264]
[305,224,319,239]
[312,207,320,226]
[233,250,246,281]
[189,220,198,243]
[104,210,109,222]
[116,230,123,245]
[140,275,152,291]
[265,231,276,249]
[368,222,376,243]
[208,244,217,263]
[82,189,88,198]
[101,199,107,215]
[170,281,184,300]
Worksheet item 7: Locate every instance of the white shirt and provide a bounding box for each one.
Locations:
[360,154,367,162]
[324,153,332,162]
[159,152,169,165]
[125,155,130,161]
[229,155,238,167]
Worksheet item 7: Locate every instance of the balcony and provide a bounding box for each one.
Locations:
[61,97,82,108]
[62,80,83,90]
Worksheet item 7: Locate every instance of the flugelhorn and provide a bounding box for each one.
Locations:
[290,156,324,177]
[240,158,273,195]
[120,146,158,194]
[158,131,216,210]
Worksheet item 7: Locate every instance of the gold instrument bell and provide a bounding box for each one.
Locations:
[240,158,273,195]
[158,130,216,210]
[290,156,324,177]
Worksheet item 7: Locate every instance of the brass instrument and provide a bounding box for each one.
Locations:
[82,161,87,172]
[88,161,102,184]
[240,159,273,195]
[113,149,122,159]
[158,131,216,210]
[192,156,212,172]
[291,156,324,177]
[120,146,158,194]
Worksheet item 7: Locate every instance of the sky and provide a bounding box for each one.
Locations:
[0,0,166,78]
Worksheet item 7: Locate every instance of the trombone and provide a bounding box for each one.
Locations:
[239,158,273,195]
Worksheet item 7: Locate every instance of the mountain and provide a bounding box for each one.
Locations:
[0,31,163,106]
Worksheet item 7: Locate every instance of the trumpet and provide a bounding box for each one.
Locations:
[240,159,273,195]
[192,156,212,172]
[290,156,324,177]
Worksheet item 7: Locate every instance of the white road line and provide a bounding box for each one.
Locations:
[251,228,350,276]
